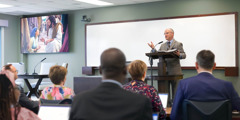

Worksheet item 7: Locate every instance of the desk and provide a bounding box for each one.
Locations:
[232,113,240,120]
[18,74,49,98]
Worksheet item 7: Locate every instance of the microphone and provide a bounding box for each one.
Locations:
[149,41,163,65]
[151,41,163,52]
[32,58,46,75]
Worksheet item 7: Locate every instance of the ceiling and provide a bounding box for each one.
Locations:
[0,0,164,16]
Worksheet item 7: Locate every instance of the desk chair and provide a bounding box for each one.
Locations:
[183,99,231,120]
[61,63,68,69]
[40,98,72,104]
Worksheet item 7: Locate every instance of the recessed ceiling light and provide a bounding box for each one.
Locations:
[75,0,113,6]
[0,3,13,8]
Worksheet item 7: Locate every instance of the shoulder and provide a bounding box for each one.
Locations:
[17,107,41,120]
[122,87,150,101]
[216,78,234,86]
[73,87,96,100]
[62,86,73,90]
[162,42,168,45]
[139,82,156,91]
[178,75,198,87]
[122,82,131,88]
[42,86,52,91]
[62,86,75,94]
[173,39,183,44]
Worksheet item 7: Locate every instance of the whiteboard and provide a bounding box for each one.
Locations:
[86,13,237,67]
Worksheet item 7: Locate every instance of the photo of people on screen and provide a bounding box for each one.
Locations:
[21,14,69,53]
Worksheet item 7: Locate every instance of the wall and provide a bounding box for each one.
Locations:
[0,13,20,66]
[2,0,240,93]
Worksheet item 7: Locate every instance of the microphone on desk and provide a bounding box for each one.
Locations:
[32,58,46,75]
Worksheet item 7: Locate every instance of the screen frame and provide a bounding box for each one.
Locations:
[20,14,69,54]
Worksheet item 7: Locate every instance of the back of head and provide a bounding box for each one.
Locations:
[2,64,18,83]
[2,64,12,71]
[100,48,126,81]
[49,65,67,85]
[128,60,147,80]
[0,74,18,120]
[196,50,215,70]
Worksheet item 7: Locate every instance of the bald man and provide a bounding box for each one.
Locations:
[2,64,39,114]
[70,48,152,120]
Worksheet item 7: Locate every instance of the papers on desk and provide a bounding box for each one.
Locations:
[159,93,168,109]
[232,111,240,114]
[159,49,177,53]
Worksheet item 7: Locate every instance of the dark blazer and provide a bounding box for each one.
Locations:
[69,82,152,120]
[159,39,186,75]
[17,85,39,114]
[170,72,240,120]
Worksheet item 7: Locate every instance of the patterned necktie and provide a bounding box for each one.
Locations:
[167,42,171,50]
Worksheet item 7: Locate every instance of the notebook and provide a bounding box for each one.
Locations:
[159,93,168,109]
[38,104,71,120]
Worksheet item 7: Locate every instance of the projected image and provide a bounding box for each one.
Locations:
[21,14,69,53]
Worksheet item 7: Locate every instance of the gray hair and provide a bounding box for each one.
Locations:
[166,28,174,33]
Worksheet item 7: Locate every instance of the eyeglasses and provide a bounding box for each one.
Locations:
[164,32,173,35]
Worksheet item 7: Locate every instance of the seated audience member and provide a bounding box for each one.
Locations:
[0,71,40,120]
[170,50,240,120]
[2,64,39,114]
[123,60,166,119]
[69,48,152,120]
[40,65,75,100]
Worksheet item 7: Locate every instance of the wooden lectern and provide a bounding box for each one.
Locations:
[146,51,183,106]
[146,51,179,76]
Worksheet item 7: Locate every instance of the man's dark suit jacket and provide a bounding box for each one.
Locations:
[17,85,39,114]
[69,82,152,120]
[170,72,240,120]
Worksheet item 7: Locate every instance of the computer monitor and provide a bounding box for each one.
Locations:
[38,104,71,120]
[159,93,168,109]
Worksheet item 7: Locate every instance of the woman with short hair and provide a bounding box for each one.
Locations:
[123,60,166,119]
[40,65,75,100]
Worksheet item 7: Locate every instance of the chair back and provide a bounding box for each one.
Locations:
[183,99,232,120]
[38,62,57,89]
[40,62,57,74]
[59,99,72,104]
[40,98,72,104]
[62,63,68,69]
[40,98,61,104]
